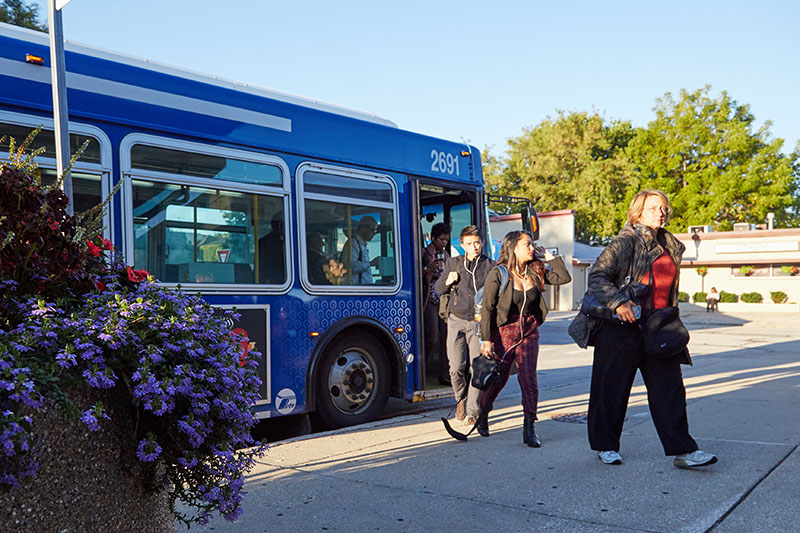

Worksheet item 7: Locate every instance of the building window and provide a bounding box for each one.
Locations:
[775,264,800,277]
[731,265,769,278]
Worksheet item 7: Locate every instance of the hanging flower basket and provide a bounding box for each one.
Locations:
[780,265,799,276]
[696,266,708,276]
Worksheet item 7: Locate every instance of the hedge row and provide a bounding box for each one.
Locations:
[690,291,789,304]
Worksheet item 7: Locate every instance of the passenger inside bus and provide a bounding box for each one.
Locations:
[340,215,380,284]
[422,222,451,385]
[306,230,331,285]
[258,211,286,284]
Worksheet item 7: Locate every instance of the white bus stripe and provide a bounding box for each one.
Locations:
[1,57,292,133]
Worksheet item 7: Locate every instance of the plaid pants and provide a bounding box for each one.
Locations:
[478,314,541,419]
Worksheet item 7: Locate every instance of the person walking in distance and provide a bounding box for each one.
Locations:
[477,231,571,445]
[587,189,718,468]
[436,226,494,425]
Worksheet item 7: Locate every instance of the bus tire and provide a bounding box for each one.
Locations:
[312,333,390,430]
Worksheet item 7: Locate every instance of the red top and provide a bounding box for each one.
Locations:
[640,251,676,309]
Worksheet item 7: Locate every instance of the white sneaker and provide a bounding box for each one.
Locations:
[674,450,718,468]
[598,451,622,465]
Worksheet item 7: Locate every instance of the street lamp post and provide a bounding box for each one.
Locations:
[48,0,73,215]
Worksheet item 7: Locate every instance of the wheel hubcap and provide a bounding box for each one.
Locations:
[327,349,377,415]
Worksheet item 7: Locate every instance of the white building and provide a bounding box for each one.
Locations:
[676,226,800,304]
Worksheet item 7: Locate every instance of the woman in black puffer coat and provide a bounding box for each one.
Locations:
[587,189,717,469]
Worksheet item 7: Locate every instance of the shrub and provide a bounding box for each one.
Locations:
[1,137,265,526]
[770,291,788,304]
[678,291,689,302]
[719,291,739,303]
[693,292,707,303]
[740,292,763,303]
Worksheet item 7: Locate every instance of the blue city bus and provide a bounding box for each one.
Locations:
[0,22,532,428]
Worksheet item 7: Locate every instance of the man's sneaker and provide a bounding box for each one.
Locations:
[674,450,718,468]
[455,401,466,421]
[598,451,623,465]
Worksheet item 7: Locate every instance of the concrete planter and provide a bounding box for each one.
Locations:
[0,393,172,532]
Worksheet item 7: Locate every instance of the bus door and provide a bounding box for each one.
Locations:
[413,180,482,397]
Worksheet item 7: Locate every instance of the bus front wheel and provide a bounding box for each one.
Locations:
[312,334,390,430]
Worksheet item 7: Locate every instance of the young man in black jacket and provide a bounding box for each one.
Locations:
[435,225,495,425]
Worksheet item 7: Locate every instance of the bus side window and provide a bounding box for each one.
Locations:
[128,142,288,286]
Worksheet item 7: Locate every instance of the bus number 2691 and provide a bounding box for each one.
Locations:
[430,149,460,176]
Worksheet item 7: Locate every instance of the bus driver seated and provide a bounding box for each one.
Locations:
[340,215,380,284]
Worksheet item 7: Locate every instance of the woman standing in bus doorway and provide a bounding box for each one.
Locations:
[477,231,571,446]
[422,223,451,385]
[587,189,717,469]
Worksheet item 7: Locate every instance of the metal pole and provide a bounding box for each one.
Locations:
[48,0,73,215]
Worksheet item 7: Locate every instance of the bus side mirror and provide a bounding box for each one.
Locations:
[521,206,540,241]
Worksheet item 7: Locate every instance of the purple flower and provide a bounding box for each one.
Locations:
[136,435,162,462]
[80,405,109,432]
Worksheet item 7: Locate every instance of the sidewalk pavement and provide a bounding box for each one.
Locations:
[184,309,800,532]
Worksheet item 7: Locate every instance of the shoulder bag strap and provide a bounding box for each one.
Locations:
[634,232,656,313]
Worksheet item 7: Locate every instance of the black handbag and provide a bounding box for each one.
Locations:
[470,354,499,391]
[640,306,689,359]
[638,256,689,359]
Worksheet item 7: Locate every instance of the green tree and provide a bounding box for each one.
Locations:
[0,0,47,32]
[486,111,635,242]
[626,86,799,232]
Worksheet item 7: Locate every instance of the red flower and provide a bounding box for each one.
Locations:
[230,328,253,367]
[86,239,101,257]
[94,280,106,292]
[101,238,114,251]
[126,266,150,283]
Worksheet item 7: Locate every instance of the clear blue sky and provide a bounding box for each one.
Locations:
[35,0,800,157]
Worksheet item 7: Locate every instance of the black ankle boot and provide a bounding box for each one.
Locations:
[523,416,541,447]
[476,412,490,437]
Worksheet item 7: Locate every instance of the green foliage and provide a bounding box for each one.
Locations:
[0,0,46,31]
[780,265,799,276]
[0,130,120,324]
[485,87,800,241]
[770,291,788,304]
[693,291,707,303]
[738,265,756,276]
[720,291,739,303]
[677,291,689,303]
[696,266,708,276]
[740,292,763,303]
[626,86,798,233]
[485,111,635,242]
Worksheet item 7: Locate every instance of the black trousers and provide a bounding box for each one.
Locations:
[588,321,698,456]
